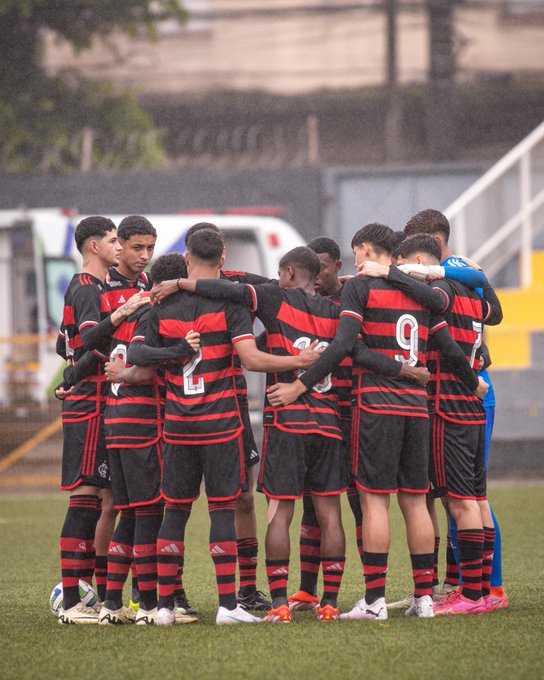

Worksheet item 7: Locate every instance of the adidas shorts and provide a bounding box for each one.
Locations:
[257,427,346,500]
[161,435,246,503]
[430,415,487,500]
[240,402,260,469]
[108,442,162,509]
[351,408,430,494]
[61,414,110,490]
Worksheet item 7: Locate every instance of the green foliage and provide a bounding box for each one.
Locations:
[0,488,542,680]
[0,1,187,174]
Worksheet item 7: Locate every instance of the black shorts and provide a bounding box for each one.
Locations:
[240,403,260,469]
[108,442,162,509]
[61,415,110,490]
[351,408,429,494]
[257,427,346,500]
[339,417,354,487]
[161,435,246,503]
[430,415,487,500]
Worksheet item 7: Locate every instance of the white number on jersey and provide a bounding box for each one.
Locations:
[110,343,127,397]
[293,336,332,394]
[394,314,419,367]
[183,347,205,395]
[469,321,483,368]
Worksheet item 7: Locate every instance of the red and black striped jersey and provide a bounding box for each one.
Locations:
[219,270,271,406]
[106,268,151,310]
[104,306,164,449]
[328,287,353,421]
[57,273,114,422]
[340,276,430,418]
[145,290,254,446]
[246,284,342,440]
[427,279,491,425]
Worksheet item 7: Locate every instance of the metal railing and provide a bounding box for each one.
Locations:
[445,121,544,288]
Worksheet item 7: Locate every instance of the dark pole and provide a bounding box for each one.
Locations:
[385,0,402,161]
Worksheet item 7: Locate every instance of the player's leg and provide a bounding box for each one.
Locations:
[288,490,321,611]
[133,502,163,623]
[94,488,117,603]
[264,498,295,622]
[434,421,486,615]
[312,494,345,620]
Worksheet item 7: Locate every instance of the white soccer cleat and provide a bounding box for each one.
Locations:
[340,597,388,621]
[216,605,263,625]
[58,603,99,625]
[405,595,435,618]
[155,607,176,626]
[135,607,157,625]
[98,605,136,625]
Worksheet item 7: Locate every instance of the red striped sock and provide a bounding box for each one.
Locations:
[157,502,192,610]
[411,553,434,598]
[266,559,290,606]
[482,526,496,597]
[444,534,460,587]
[209,500,237,610]
[299,491,321,596]
[321,557,345,607]
[432,536,440,587]
[134,503,163,611]
[237,537,258,592]
[363,552,388,605]
[458,529,484,601]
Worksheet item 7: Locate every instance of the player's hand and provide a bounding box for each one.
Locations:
[338,274,353,283]
[267,380,306,407]
[184,330,200,353]
[150,279,179,304]
[296,339,322,368]
[398,363,431,387]
[104,354,127,382]
[356,261,389,278]
[120,290,151,317]
[474,376,489,400]
[54,385,74,400]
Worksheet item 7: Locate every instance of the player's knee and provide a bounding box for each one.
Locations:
[236,490,255,516]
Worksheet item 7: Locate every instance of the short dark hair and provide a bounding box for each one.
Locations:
[351,223,396,256]
[307,236,341,262]
[117,215,157,241]
[279,246,321,280]
[185,222,221,247]
[150,253,187,283]
[404,209,450,243]
[393,230,406,250]
[393,234,442,263]
[187,228,224,264]
[74,216,116,253]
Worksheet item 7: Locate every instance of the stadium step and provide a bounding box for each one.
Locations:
[485,251,544,369]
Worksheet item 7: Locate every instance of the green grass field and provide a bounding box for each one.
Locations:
[0,488,542,680]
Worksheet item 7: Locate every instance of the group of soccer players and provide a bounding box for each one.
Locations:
[53,208,508,625]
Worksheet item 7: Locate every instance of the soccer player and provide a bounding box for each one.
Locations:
[99,253,200,625]
[56,217,149,624]
[382,230,501,614]
[288,236,364,612]
[268,224,487,620]
[402,210,506,612]
[177,243,430,622]
[146,230,321,625]
[152,221,273,612]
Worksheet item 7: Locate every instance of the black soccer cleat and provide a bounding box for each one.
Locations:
[173,590,198,616]
[237,589,272,612]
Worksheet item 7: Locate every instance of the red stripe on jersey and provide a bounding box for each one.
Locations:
[166,389,237,406]
[363,320,429,341]
[451,294,483,319]
[276,301,338,338]
[166,410,240,422]
[367,289,428,312]
[100,293,112,312]
[63,307,75,325]
[159,311,227,338]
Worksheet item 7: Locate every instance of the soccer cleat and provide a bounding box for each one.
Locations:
[135,607,157,625]
[340,597,388,621]
[128,599,140,613]
[155,607,176,626]
[173,591,198,616]
[489,587,509,611]
[216,605,263,625]
[288,590,319,612]
[434,592,487,616]
[237,589,272,612]
[386,592,413,610]
[483,595,494,613]
[98,605,136,625]
[58,603,99,625]
[263,605,293,623]
[433,583,458,602]
[316,604,340,621]
[405,595,435,618]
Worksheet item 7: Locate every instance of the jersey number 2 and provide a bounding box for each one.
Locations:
[183,348,205,395]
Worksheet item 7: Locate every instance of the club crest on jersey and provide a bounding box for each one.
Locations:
[98,462,108,479]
